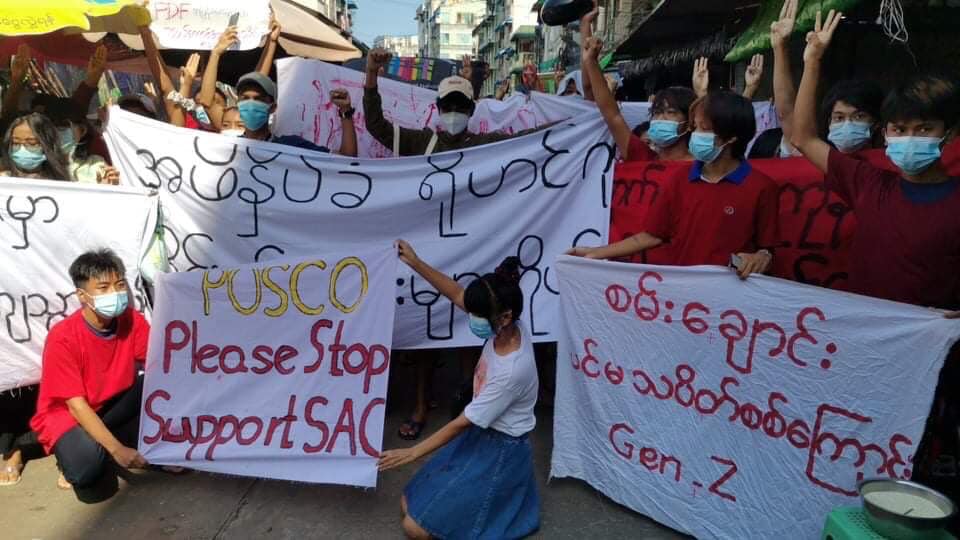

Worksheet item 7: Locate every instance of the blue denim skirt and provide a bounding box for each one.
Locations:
[404,425,541,539]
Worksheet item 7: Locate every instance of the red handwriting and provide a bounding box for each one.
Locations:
[573,338,913,497]
[709,456,739,502]
[142,391,384,461]
[609,423,683,482]
[603,271,838,374]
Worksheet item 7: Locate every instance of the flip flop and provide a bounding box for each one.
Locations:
[0,463,22,487]
[57,472,72,490]
[398,419,425,441]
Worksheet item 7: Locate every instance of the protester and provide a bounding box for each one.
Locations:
[197,26,241,130]
[570,89,778,278]
[1,387,39,487]
[514,63,544,96]
[364,48,551,156]
[219,107,245,137]
[380,241,540,540]
[45,99,120,184]
[582,34,694,162]
[138,19,179,123]
[1,113,73,180]
[234,72,357,155]
[30,249,149,493]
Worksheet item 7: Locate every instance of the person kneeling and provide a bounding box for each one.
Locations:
[380,242,540,539]
[30,249,150,494]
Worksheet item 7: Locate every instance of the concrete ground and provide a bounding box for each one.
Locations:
[3,355,690,540]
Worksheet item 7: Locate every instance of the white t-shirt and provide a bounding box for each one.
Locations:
[463,322,538,437]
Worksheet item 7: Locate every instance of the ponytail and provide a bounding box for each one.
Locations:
[464,256,524,326]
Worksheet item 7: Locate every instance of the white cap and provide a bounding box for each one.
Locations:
[437,76,473,100]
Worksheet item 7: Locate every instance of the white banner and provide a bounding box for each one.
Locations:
[275,58,778,159]
[148,1,271,50]
[106,108,612,348]
[551,258,960,539]
[138,246,397,487]
[0,179,156,392]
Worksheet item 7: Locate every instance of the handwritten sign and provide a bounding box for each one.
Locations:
[551,257,960,539]
[138,246,398,487]
[611,158,857,289]
[0,179,156,392]
[148,0,270,50]
[106,107,613,349]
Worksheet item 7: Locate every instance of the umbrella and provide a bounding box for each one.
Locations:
[0,1,148,37]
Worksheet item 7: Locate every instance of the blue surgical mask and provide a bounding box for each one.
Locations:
[59,127,77,156]
[468,314,496,340]
[828,121,872,153]
[885,136,943,176]
[11,145,47,171]
[238,100,271,131]
[647,120,684,147]
[89,291,129,319]
[688,132,724,163]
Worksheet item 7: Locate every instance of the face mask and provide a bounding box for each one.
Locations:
[238,100,271,131]
[885,136,943,176]
[647,120,684,148]
[688,132,724,163]
[828,121,872,153]
[441,112,469,135]
[468,314,496,340]
[59,128,77,156]
[87,291,129,319]
[11,145,47,171]
[221,129,245,138]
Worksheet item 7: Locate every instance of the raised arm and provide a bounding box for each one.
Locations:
[71,44,107,114]
[330,89,357,157]
[138,24,179,121]
[742,54,764,100]
[2,45,31,117]
[397,240,465,311]
[197,27,237,129]
[256,16,281,76]
[771,0,799,146]
[583,36,632,159]
[791,10,843,173]
[692,57,709,98]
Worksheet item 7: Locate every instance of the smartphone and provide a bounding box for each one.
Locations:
[730,254,744,270]
[228,12,240,27]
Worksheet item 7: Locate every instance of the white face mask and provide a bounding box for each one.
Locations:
[440,112,469,135]
[221,129,245,137]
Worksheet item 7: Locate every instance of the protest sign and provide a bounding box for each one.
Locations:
[148,1,271,50]
[106,108,612,349]
[0,179,156,392]
[611,158,857,289]
[551,257,960,539]
[138,246,398,487]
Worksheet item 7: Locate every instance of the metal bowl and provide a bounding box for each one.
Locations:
[859,479,957,540]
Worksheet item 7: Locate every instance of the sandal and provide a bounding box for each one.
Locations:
[57,472,72,490]
[398,419,426,441]
[0,463,23,487]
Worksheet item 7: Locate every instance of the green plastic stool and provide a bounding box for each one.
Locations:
[822,507,956,540]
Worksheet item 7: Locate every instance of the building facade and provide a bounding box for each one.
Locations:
[416,0,486,60]
[374,35,420,57]
[288,0,358,34]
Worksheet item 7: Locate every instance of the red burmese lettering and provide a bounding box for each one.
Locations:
[302,395,330,454]
[326,398,358,456]
[220,345,248,375]
[738,403,763,430]
[806,403,886,496]
[709,456,738,502]
[682,302,710,334]
[163,320,191,373]
[359,398,386,458]
[762,393,789,438]
[581,339,601,378]
[305,319,334,374]
[604,362,624,385]
[787,307,826,368]
[633,271,662,321]
[605,284,632,313]
[142,389,172,444]
[274,345,299,375]
[673,365,696,408]
[787,418,812,449]
[746,320,787,370]
[719,310,749,374]
[631,369,654,395]
[885,434,913,479]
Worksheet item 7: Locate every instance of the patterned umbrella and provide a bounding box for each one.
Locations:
[0,0,149,37]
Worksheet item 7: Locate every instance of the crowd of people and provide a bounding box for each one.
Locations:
[1,0,958,537]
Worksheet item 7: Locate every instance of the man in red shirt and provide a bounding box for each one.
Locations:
[569,89,779,279]
[31,249,150,493]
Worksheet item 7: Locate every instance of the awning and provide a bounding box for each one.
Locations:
[725,0,864,62]
[0,1,147,37]
[615,0,759,58]
[511,25,537,41]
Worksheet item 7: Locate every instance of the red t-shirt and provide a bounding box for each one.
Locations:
[30,309,150,453]
[825,148,960,309]
[644,160,780,266]
[625,133,658,163]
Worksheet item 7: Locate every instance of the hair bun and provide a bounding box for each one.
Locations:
[494,256,521,285]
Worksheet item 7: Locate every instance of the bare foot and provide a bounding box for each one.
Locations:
[1,452,24,486]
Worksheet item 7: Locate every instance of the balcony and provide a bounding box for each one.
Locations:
[510,52,536,71]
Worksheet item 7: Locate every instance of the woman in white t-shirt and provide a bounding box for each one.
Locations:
[380,241,540,540]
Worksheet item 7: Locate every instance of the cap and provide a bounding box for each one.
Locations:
[437,76,473,100]
[237,72,277,101]
[118,94,158,116]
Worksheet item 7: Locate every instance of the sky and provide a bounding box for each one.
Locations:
[352,0,421,47]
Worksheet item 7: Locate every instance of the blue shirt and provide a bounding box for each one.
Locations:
[688,160,752,185]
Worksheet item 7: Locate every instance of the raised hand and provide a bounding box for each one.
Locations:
[803,10,843,63]
[330,88,351,111]
[180,52,201,91]
[10,44,31,84]
[460,54,473,80]
[770,0,798,49]
[367,48,392,73]
[692,57,709,97]
[583,36,603,61]
[269,14,281,42]
[143,81,158,99]
[213,26,239,55]
[744,53,764,89]
[85,44,108,87]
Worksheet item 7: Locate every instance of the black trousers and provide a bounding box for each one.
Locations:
[0,384,39,456]
[53,374,143,488]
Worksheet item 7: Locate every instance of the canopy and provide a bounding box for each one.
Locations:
[615,0,758,58]
[725,0,864,62]
[0,1,148,37]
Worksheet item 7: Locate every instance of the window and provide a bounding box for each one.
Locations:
[442,33,450,44]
